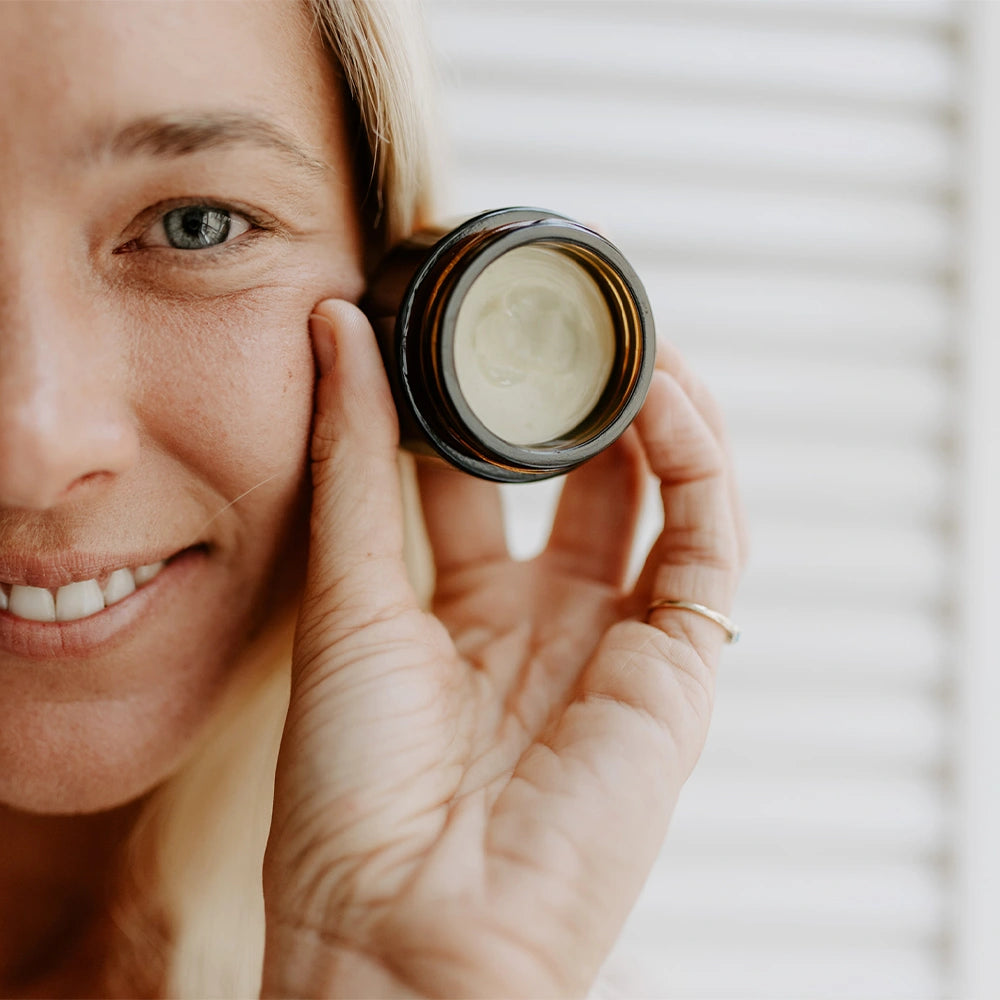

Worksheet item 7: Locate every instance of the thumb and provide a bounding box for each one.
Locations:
[301,299,415,637]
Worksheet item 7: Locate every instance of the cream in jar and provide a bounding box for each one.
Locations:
[452,244,616,446]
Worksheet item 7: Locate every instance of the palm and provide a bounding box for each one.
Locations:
[262,304,742,999]
[439,558,620,749]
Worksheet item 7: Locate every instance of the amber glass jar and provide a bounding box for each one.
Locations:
[363,208,655,483]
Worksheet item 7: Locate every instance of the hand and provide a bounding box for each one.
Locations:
[261,300,745,998]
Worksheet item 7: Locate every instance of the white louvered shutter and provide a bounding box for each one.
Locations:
[422,2,996,997]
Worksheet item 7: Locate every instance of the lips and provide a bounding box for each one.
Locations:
[0,546,209,662]
[0,560,166,623]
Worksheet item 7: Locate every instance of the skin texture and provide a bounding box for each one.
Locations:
[0,1,745,996]
[0,2,362,812]
[0,1,361,992]
[262,306,745,998]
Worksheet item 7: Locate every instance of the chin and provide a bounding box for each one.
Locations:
[0,706,209,816]
[0,655,251,819]
[0,551,301,818]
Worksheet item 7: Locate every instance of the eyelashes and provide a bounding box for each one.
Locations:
[106,192,315,299]
[114,198,282,261]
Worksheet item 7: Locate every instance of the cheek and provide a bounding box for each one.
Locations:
[128,286,318,498]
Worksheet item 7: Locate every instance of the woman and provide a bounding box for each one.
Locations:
[0,0,744,996]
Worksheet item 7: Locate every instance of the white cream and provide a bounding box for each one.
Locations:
[1,560,165,624]
[453,245,616,446]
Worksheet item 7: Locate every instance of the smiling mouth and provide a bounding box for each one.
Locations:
[0,560,168,623]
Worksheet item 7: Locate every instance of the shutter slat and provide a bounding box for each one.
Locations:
[744,520,948,606]
[699,356,951,444]
[668,772,947,854]
[735,439,949,526]
[646,265,951,361]
[449,174,954,273]
[703,689,950,771]
[443,90,956,193]
[728,605,947,688]
[639,857,945,930]
[603,940,945,1000]
[427,4,958,110]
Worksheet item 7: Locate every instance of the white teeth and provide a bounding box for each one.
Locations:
[133,561,164,585]
[9,584,56,622]
[1,558,170,623]
[56,580,105,622]
[103,568,136,606]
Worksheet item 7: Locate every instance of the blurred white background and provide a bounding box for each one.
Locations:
[423,1,1000,997]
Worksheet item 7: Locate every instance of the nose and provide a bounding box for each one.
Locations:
[0,271,140,510]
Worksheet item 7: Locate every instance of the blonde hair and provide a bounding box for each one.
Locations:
[311,0,436,247]
[112,3,438,995]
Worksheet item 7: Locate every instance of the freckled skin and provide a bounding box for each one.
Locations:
[0,0,364,814]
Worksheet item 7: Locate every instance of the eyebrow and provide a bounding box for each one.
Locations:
[104,112,330,177]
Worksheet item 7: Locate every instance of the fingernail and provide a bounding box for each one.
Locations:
[309,313,336,376]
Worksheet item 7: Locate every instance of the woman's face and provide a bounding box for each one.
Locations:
[0,1,363,813]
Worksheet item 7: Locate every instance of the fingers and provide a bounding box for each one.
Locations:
[655,340,749,568]
[416,461,508,581]
[490,367,741,907]
[630,369,741,663]
[301,300,416,633]
[542,429,647,587]
[655,340,728,443]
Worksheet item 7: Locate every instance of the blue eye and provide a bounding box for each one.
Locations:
[114,201,259,257]
[162,206,237,250]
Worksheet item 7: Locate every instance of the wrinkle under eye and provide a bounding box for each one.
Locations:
[163,206,234,249]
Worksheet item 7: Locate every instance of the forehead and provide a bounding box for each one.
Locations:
[0,0,341,166]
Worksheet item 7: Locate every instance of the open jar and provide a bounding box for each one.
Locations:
[363,207,656,483]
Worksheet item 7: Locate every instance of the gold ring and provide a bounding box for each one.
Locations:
[646,599,741,644]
